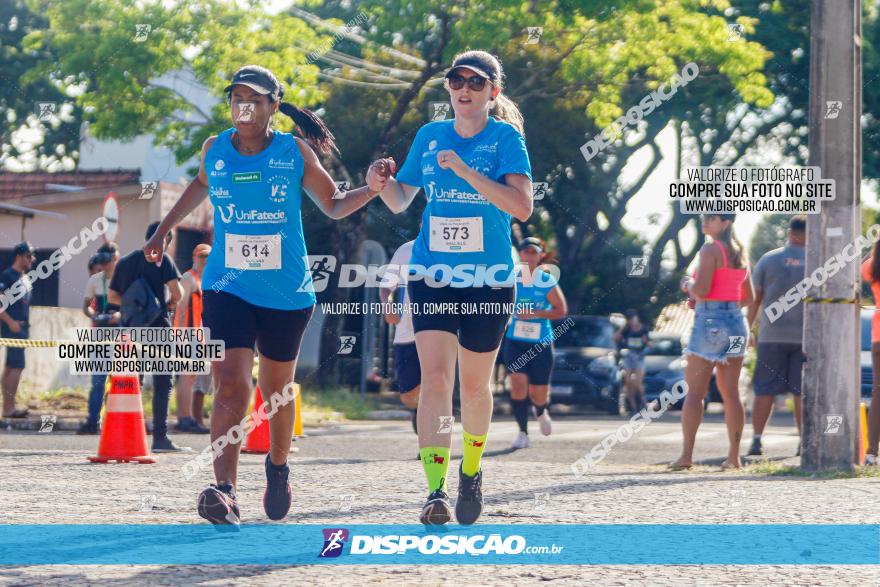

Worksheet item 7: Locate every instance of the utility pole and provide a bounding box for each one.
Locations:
[802,0,862,471]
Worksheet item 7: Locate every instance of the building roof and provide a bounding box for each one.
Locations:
[0,169,141,200]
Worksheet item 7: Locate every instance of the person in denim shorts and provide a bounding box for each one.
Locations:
[674,214,754,470]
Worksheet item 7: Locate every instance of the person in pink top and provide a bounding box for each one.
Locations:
[673,214,754,470]
[861,245,880,466]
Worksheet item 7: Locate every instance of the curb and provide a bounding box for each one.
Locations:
[0,417,82,432]
[365,409,411,420]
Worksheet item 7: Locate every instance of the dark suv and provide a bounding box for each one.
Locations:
[549,316,623,413]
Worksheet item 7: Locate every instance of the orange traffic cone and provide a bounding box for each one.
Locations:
[242,386,270,454]
[89,374,155,464]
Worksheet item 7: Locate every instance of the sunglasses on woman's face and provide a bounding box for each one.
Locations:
[447,74,489,92]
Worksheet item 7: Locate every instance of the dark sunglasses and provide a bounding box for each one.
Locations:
[447,74,489,91]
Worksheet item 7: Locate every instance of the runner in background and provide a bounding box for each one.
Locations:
[505,237,567,449]
[747,215,806,457]
[368,50,533,525]
[613,309,651,415]
[379,237,420,435]
[173,244,212,434]
[675,214,753,470]
[78,242,121,435]
[861,237,880,466]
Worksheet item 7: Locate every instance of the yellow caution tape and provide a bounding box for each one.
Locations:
[0,338,58,348]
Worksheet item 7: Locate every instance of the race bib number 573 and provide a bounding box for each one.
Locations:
[226,233,281,270]
[429,216,484,253]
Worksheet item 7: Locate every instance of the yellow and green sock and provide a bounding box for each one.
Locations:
[420,446,451,493]
[462,430,488,476]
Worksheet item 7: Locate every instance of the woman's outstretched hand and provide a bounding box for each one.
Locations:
[367,157,396,194]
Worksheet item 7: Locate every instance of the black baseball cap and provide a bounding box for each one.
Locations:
[224,65,281,100]
[445,53,499,82]
[12,242,35,257]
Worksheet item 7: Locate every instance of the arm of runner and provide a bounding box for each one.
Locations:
[436,149,533,222]
[297,139,379,219]
[371,158,421,214]
[144,137,213,265]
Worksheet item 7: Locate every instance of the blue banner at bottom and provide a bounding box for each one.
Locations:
[0,525,877,565]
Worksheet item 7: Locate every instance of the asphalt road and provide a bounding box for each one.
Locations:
[2,408,878,586]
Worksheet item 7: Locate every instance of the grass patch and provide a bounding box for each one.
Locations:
[300,387,382,420]
[743,460,880,479]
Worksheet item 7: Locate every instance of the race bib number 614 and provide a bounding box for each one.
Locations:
[226,233,281,270]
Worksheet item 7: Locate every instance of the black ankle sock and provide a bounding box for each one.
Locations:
[511,398,529,433]
[267,457,288,471]
[411,409,418,434]
[533,402,548,417]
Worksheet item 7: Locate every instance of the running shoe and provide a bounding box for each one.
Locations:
[866,454,878,466]
[455,465,483,525]
[152,436,191,453]
[537,411,552,436]
[198,484,240,525]
[76,421,99,435]
[511,431,530,449]
[263,454,292,521]
[419,489,452,525]
[747,437,763,456]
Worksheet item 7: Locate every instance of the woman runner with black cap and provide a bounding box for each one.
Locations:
[145,65,384,525]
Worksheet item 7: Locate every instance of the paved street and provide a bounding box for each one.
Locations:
[1,409,878,585]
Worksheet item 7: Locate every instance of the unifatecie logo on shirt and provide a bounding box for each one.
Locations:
[217,203,286,225]
[425,181,486,204]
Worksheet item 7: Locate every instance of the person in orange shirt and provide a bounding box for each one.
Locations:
[861,247,880,466]
[173,244,212,434]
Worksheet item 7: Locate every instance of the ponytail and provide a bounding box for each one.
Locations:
[278,102,338,155]
[491,94,525,137]
[719,224,746,269]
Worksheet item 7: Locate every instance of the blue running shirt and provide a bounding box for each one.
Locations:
[396,118,531,287]
[202,128,316,310]
[506,268,558,342]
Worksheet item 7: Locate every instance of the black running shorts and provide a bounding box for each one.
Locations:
[202,290,313,362]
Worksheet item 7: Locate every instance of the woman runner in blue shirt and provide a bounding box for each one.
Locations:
[366,51,533,525]
[144,65,383,525]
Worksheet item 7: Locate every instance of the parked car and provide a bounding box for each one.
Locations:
[639,333,723,410]
[549,316,623,413]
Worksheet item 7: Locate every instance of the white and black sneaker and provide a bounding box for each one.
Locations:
[455,465,483,525]
[420,487,452,525]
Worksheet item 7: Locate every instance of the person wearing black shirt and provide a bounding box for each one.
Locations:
[108,222,185,452]
[613,309,651,415]
[77,243,121,435]
[0,242,35,418]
